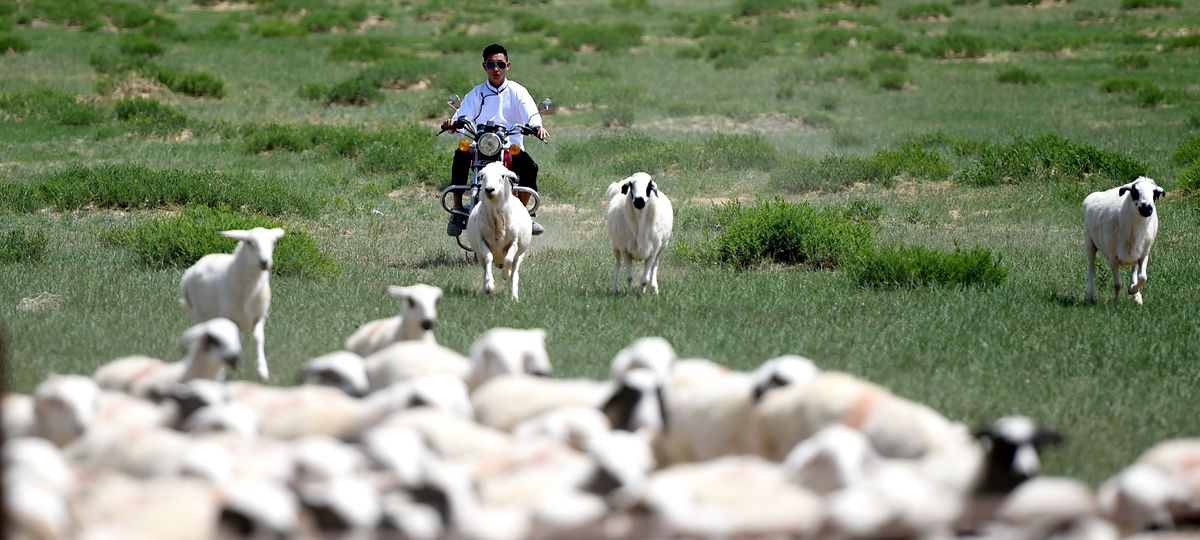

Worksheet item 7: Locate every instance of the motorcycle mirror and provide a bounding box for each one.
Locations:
[538,98,554,115]
[447,94,461,109]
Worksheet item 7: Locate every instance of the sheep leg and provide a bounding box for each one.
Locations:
[624,253,634,295]
[481,250,496,295]
[1108,257,1122,303]
[1085,240,1097,303]
[510,252,524,301]
[1129,254,1149,294]
[502,242,518,281]
[611,249,623,294]
[253,316,269,382]
[646,247,664,295]
[638,252,658,295]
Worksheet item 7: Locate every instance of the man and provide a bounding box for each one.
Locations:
[442,43,549,237]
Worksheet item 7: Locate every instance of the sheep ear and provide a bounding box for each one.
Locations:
[178,322,211,348]
[219,229,252,242]
[267,228,285,241]
[1118,186,1130,197]
[1032,428,1063,447]
[385,285,411,300]
[621,183,629,195]
[1154,187,1165,200]
[649,181,659,197]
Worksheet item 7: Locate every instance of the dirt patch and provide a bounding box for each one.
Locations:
[105,75,173,102]
[183,1,255,10]
[641,113,809,134]
[903,14,950,23]
[976,52,1015,64]
[17,292,63,313]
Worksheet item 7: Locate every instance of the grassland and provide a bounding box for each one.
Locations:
[2,0,1200,483]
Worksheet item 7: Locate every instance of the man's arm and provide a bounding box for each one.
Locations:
[514,86,548,140]
[443,87,480,130]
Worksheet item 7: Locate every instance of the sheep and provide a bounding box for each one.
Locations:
[512,406,613,449]
[344,283,443,357]
[68,471,222,540]
[381,407,513,461]
[364,341,470,393]
[1083,176,1164,305]
[973,415,1063,495]
[301,350,369,397]
[608,336,677,382]
[217,479,300,538]
[986,477,1109,540]
[179,226,286,382]
[1098,438,1200,532]
[3,392,36,439]
[93,318,242,399]
[5,437,76,540]
[606,172,673,295]
[471,375,611,432]
[467,162,532,301]
[466,327,551,391]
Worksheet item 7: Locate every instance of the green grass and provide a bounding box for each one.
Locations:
[0,227,48,264]
[1120,0,1180,8]
[996,67,1045,85]
[1172,136,1200,166]
[0,32,31,53]
[3,0,1200,487]
[897,2,953,20]
[848,242,1008,289]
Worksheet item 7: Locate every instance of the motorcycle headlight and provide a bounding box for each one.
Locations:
[478,133,502,156]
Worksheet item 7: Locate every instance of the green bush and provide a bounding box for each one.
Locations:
[842,197,883,222]
[328,36,393,62]
[897,2,952,19]
[1100,76,1146,94]
[156,68,226,98]
[0,32,31,53]
[869,53,908,72]
[872,143,951,180]
[0,88,109,125]
[114,97,188,133]
[701,35,774,69]
[957,134,1146,186]
[300,9,355,32]
[923,31,989,58]
[355,56,439,88]
[700,133,781,170]
[552,22,644,51]
[1171,137,1200,166]
[1178,162,1200,194]
[687,199,875,269]
[204,19,241,41]
[612,0,651,9]
[325,77,383,106]
[0,17,14,32]
[815,0,879,7]
[248,18,308,38]
[0,227,48,264]
[989,0,1038,5]
[117,33,164,57]
[878,69,909,90]
[733,0,804,16]
[847,243,1008,288]
[772,154,894,193]
[1114,54,1150,70]
[871,27,906,50]
[27,164,321,216]
[0,180,41,213]
[1135,84,1165,108]
[1120,0,1180,8]
[534,171,582,201]
[808,27,859,57]
[113,205,339,276]
[1167,35,1200,49]
[674,46,703,59]
[557,131,782,175]
[90,51,152,75]
[996,67,1044,84]
[511,11,552,33]
[541,46,576,63]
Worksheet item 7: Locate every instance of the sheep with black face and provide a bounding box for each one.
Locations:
[606,172,673,295]
[1083,176,1164,305]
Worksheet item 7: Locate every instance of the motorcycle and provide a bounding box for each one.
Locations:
[438,94,553,252]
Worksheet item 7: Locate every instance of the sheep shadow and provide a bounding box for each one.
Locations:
[402,249,474,270]
[1047,291,1086,308]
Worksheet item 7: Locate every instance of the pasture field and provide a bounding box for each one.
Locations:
[2,0,1200,483]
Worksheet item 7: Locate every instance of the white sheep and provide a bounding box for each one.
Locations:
[93,318,242,399]
[363,341,470,393]
[179,227,286,382]
[606,172,673,295]
[344,284,443,357]
[466,327,551,391]
[33,374,102,447]
[467,162,532,301]
[471,375,610,432]
[3,393,36,439]
[1098,438,1200,532]
[608,336,677,383]
[5,437,76,540]
[301,350,369,397]
[1083,176,1164,305]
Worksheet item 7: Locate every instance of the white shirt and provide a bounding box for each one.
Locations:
[453,79,542,149]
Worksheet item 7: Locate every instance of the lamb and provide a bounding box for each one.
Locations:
[1083,176,1164,305]
[363,341,470,393]
[1099,438,1200,532]
[93,318,242,399]
[301,350,369,397]
[471,375,611,432]
[344,284,443,357]
[606,172,673,295]
[466,162,532,301]
[466,327,551,390]
[3,393,36,439]
[608,336,677,382]
[179,226,286,382]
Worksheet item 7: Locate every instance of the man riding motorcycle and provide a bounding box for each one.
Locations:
[442,43,549,237]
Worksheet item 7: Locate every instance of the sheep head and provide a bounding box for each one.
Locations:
[386,283,444,332]
[468,328,552,389]
[752,355,821,402]
[1118,177,1165,218]
[609,336,676,383]
[221,227,286,271]
[974,415,1062,494]
[599,367,667,436]
[618,172,658,210]
[302,351,368,398]
[478,162,518,203]
[33,374,100,447]
[181,317,243,370]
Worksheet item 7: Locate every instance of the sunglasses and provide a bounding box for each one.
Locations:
[484,60,509,70]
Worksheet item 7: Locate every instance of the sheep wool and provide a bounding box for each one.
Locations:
[606,172,674,295]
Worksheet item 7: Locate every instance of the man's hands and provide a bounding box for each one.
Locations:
[533,126,549,142]
[440,118,456,131]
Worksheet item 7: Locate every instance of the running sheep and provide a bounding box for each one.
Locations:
[467,162,532,301]
[606,172,673,295]
[179,227,286,382]
[1083,176,1164,305]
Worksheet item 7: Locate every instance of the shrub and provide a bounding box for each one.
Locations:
[0,180,40,213]
[701,36,774,69]
[957,134,1146,186]
[842,197,883,222]
[1115,53,1150,70]
[1171,137,1200,166]
[878,69,909,90]
[0,88,108,125]
[772,154,894,193]
[157,68,226,98]
[0,227,48,264]
[847,243,1008,288]
[689,199,875,269]
[612,0,652,10]
[0,32,31,53]
[511,11,552,33]
[248,18,307,38]
[1120,0,1180,8]
[923,31,989,58]
[1178,162,1200,194]
[1135,84,1165,108]
[325,77,383,106]
[552,22,644,51]
[33,164,321,216]
[204,19,240,41]
[996,67,1044,84]
[832,130,864,148]
[89,51,152,75]
[815,0,879,7]
[897,2,952,19]
[535,171,582,201]
[114,97,188,133]
[114,206,339,276]
[700,133,780,170]
[808,27,859,57]
[871,27,906,50]
[1100,76,1146,94]
[599,106,636,128]
[328,36,392,62]
[869,53,908,72]
[117,33,164,57]
[300,9,355,32]
[556,131,690,175]
[674,46,703,59]
[871,143,951,179]
[733,0,804,16]
[541,46,576,63]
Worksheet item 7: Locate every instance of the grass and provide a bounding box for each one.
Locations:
[3,0,1200,487]
[1120,0,1180,8]
[848,243,1008,289]
[0,33,31,53]
[0,227,48,264]
[996,67,1045,85]
[0,87,108,125]
[897,2,953,20]
[1172,136,1200,166]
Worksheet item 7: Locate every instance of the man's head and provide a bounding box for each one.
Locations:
[482,43,509,88]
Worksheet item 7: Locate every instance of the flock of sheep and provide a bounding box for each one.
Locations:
[0,169,1182,539]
